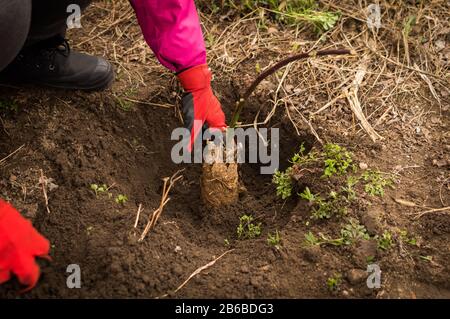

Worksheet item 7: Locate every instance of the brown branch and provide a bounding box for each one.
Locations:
[230,48,354,128]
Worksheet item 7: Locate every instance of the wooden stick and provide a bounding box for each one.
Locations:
[0,144,25,166]
[39,169,51,214]
[134,204,143,228]
[410,206,450,219]
[138,169,184,241]
[170,250,234,296]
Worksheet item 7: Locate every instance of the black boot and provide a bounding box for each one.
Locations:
[0,36,114,91]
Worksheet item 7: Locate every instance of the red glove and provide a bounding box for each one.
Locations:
[0,199,50,292]
[177,64,227,151]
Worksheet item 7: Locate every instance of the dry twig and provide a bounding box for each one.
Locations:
[161,249,234,297]
[138,169,184,241]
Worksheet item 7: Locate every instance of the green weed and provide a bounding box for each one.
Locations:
[115,194,128,205]
[273,168,293,199]
[362,170,393,197]
[322,143,354,178]
[237,214,262,240]
[377,230,393,251]
[327,273,342,291]
[267,230,282,248]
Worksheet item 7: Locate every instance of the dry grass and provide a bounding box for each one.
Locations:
[72,0,448,144]
[198,0,449,141]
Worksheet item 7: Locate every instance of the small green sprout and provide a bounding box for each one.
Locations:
[377,231,393,251]
[299,187,315,202]
[90,183,109,196]
[342,176,359,201]
[340,218,370,245]
[304,231,321,246]
[267,230,282,248]
[366,256,375,264]
[237,215,262,240]
[399,230,417,246]
[273,169,292,199]
[322,143,354,178]
[361,170,394,197]
[327,273,342,291]
[115,194,128,205]
[419,255,433,262]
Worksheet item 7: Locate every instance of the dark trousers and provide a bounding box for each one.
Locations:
[0,0,91,71]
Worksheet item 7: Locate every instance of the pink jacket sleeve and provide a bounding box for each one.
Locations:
[129,0,207,73]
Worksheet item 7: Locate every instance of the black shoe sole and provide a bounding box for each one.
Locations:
[0,62,115,91]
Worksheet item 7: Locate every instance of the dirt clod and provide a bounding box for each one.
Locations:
[346,269,368,285]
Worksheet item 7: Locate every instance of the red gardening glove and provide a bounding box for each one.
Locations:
[177,64,227,151]
[0,199,50,292]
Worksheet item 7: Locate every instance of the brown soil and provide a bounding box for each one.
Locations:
[0,1,449,299]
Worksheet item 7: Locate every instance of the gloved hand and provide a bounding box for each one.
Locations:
[0,199,50,292]
[177,64,227,151]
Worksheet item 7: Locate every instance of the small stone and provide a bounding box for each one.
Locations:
[171,264,183,276]
[250,276,262,287]
[241,265,249,273]
[260,265,271,272]
[361,207,383,235]
[302,246,321,263]
[353,239,378,267]
[21,203,38,220]
[415,126,422,135]
[346,269,367,285]
[432,159,448,168]
[174,245,182,253]
[359,162,368,170]
[435,39,446,51]
[142,275,152,284]
[48,180,59,192]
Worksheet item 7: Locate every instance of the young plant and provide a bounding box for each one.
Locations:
[237,214,262,240]
[340,218,370,245]
[342,176,359,201]
[366,256,375,264]
[327,273,342,291]
[304,232,344,247]
[299,187,347,220]
[304,231,321,246]
[312,198,334,219]
[267,230,282,248]
[361,170,393,197]
[115,194,128,205]
[419,255,433,262]
[322,143,354,178]
[90,183,110,197]
[377,230,393,251]
[290,143,319,166]
[399,230,417,246]
[273,168,293,199]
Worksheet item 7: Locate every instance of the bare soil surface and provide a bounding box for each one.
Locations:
[0,0,449,298]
